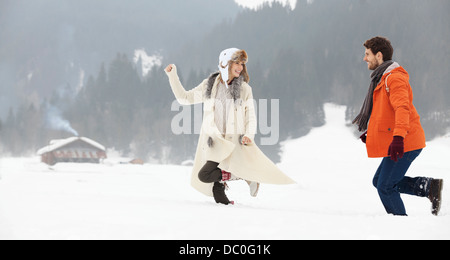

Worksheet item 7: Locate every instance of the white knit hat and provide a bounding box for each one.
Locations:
[218,48,240,88]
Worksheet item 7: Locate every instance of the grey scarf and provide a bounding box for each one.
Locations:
[352,60,394,132]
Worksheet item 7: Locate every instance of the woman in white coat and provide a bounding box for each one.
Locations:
[165,48,295,205]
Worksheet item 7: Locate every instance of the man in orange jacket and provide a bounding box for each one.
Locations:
[353,36,443,216]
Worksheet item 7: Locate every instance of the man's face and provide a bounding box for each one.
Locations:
[363,48,381,70]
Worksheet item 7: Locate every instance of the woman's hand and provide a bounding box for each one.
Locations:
[242,136,252,145]
[165,64,173,73]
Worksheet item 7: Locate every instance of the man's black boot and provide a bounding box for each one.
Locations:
[428,179,443,216]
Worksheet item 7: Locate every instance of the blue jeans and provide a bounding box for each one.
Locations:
[372,149,430,216]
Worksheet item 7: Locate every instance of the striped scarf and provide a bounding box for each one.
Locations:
[352,60,393,132]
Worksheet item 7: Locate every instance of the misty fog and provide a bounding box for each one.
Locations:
[1,0,449,163]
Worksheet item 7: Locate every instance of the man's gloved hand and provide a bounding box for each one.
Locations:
[388,136,404,162]
[360,131,367,144]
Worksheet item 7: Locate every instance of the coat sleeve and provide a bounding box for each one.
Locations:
[165,64,205,105]
[244,85,257,142]
[387,74,411,138]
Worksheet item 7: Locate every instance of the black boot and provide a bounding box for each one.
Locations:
[428,179,443,216]
[213,182,231,205]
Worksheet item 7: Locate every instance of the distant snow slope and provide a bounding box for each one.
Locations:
[0,103,448,240]
[133,49,162,77]
[234,0,298,10]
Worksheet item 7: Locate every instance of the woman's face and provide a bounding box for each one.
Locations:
[229,61,244,80]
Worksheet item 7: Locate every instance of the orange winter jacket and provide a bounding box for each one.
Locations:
[366,63,426,158]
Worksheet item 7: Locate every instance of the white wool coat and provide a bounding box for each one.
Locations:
[166,65,295,196]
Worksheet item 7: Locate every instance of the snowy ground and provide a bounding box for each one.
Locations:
[0,103,448,240]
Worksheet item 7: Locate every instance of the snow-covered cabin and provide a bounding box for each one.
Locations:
[37,137,107,165]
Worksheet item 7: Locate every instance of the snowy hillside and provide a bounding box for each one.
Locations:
[0,103,448,240]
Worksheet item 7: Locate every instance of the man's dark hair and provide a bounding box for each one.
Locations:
[364,36,394,61]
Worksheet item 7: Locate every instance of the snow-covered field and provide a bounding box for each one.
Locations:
[0,103,448,240]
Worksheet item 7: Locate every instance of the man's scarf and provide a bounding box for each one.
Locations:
[352,60,394,132]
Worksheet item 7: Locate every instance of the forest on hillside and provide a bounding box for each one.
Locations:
[1,0,449,163]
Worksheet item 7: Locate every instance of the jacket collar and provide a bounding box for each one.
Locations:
[375,62,407,91]
[383,61,400,75]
